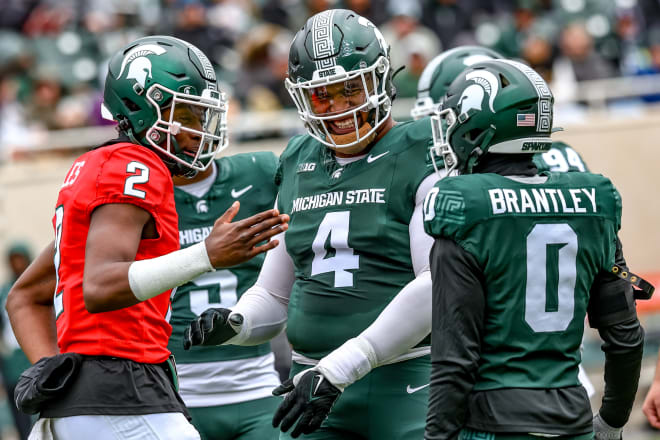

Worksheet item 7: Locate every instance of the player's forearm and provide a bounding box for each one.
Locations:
[315,271,431,390]
[84,241,213,313]
[598,318,644,427]
[8,302,58,363]
[229,284,288,345]
[6,243,59,363]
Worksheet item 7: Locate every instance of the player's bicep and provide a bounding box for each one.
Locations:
[86,203,152,268]
[410,173,441,275]
[255,228,295,302]
[588,237,637,329]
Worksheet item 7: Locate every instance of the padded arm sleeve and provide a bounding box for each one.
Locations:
[228,228,295,345]
[314,178,438,389]
[316,271,431,390]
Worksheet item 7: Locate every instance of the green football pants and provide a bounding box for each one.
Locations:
[188,395,280,440]
[279,356,430,440]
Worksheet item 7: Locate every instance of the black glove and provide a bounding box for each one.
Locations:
[15,352,82,414]
[272,369,341,438]
[183,308,243,350]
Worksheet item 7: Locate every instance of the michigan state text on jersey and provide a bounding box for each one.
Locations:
[183,10,442,439]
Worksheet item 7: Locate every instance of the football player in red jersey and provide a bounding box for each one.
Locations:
[5,36,288,440]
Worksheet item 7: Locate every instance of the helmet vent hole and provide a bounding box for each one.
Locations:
[166,71,187,79]
[518,104,534,111]
[464,128,484,142]
[121,98,141,112]
[499,74,510,88]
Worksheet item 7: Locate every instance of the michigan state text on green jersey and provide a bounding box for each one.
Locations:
[277,118,437,360]
[424,171,623,434]
[271,118,437,439]
[169,153,281,408]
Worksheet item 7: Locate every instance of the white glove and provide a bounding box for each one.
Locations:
[593,412,622,440]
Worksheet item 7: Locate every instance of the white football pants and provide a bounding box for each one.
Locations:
[28,412,200,440]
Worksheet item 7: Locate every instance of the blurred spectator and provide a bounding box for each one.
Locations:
[24,71,64,130]
[392,33,437,98]
[421,0,475,49]
[557,22,616,79]
[381,0,441,73]
[552,22,617,103]
[341,0,389,26]
[0,242,34,440]
[172,0,235,66]
[234,24,294,111]
[2,0,660,159]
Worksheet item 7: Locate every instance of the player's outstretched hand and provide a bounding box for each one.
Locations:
[643,380,660,428]
[205,202,289,268]
[183,308,244,350]
[272,368,341,438]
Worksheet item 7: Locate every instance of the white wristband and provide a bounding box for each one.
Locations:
[128,241,213,301]
[316,336,378,392]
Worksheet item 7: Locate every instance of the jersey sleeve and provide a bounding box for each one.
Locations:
[423,180,469,240]
[275,135,306,212]
[86,146,171,218]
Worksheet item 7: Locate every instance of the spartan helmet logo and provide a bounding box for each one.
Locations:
[118,44,168,88]
[458,70,499,120]
[357,16,389,55]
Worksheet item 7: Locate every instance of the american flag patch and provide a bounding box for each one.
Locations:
[517,113,535,126]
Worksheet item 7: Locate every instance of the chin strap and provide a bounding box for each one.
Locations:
[610,264,655,300]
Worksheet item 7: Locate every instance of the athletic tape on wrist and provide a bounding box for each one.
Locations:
[128,241,213,301]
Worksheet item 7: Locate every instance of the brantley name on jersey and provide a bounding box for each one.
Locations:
[291,188,386,213]
[488,186,597,215]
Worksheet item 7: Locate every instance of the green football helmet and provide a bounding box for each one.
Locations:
[411,46,502,120]
[286,9,394,154]
[431,59,554,174]
[101,35,228,176]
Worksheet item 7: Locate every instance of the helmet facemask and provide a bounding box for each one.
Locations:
[286,56,392,154]
[144,85,228,176]
[430,108,458,175]
[411,96,440,120]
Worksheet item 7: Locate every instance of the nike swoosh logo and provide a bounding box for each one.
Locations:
[366,151,389,163]
[231,185,253,198]
[406,383,430,394]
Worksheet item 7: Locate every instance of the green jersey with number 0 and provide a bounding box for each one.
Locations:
[424,171,621,390]
[277,118,436,359]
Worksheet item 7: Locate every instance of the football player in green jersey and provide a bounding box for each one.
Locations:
[170,150,282,440]
[411,45,590,174]
[184,9,440,439]
[423,59,645,439]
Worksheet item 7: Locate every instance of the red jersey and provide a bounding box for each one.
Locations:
[53,142,178,364]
